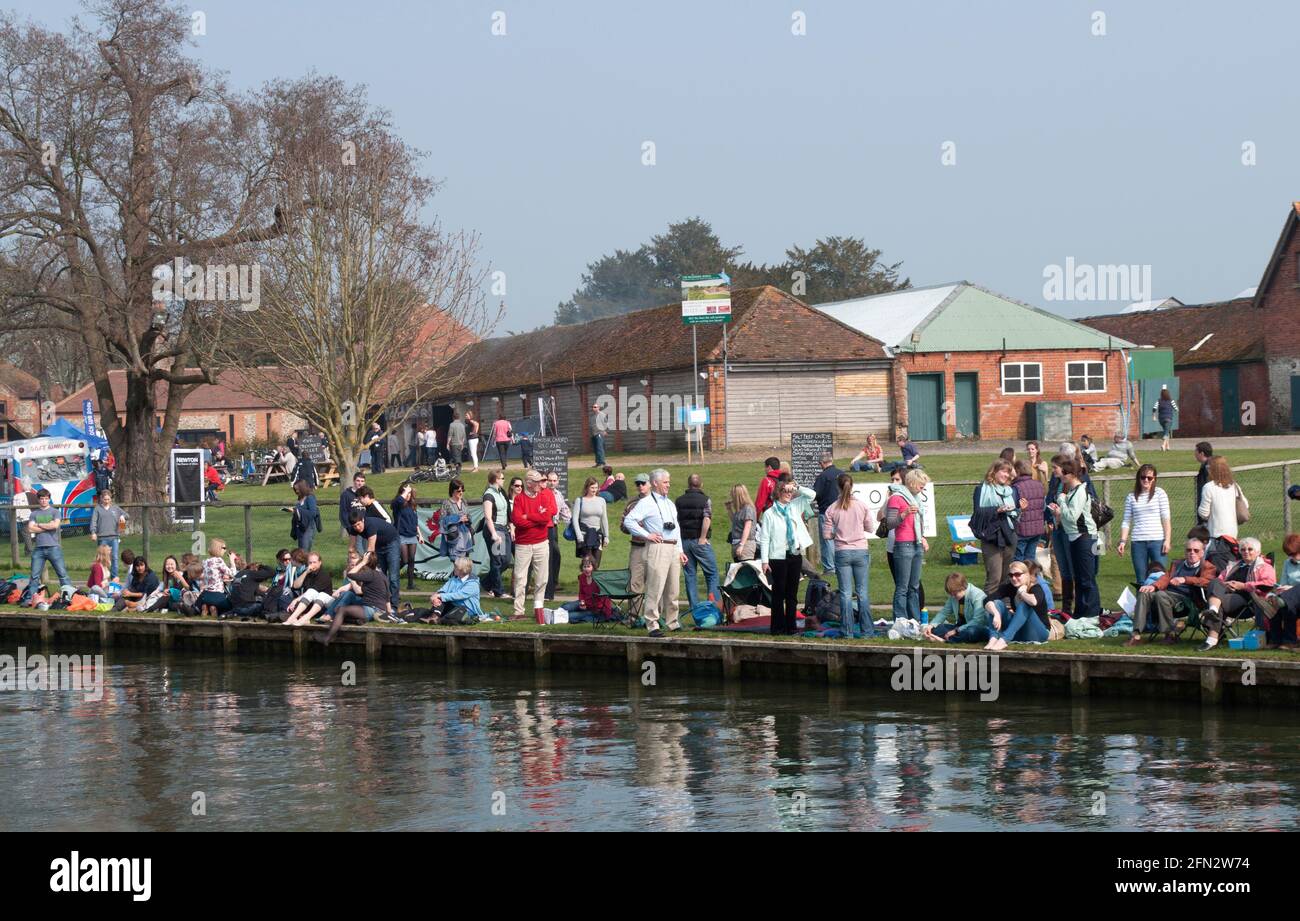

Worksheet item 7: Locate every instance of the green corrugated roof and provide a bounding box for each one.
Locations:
[904,284,1137,352]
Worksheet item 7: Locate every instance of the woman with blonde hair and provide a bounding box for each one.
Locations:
[726,483,759,561]
[87,543,114,600]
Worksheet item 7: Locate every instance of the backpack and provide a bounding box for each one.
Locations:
[802,577,832,617]
[690,601,722,628]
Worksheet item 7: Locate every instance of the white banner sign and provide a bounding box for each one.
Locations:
[852,482,937,538]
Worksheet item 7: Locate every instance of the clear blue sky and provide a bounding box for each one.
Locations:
[15,0,1300,328]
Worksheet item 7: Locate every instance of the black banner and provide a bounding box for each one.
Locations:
[296,434,327,464]
[169,451,201,523]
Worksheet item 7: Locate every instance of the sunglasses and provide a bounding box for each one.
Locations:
[1010,570,1028,578]
[1139,475,1155,481]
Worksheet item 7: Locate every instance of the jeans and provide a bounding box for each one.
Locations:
[297,526,317,553]
[1069,535,1100,617]
[834,548,873,636]
[1051,526,1075,581]
[891,540,923,620]
[370,448,384,475]
[1013,535,1041,563]
[932,621,991,643]
[381,542,401,606]
[1129,538,1166,585]
[28,545,72,598]
[97,537,121,580]
[816,512,836,574]
[591,433,606,465]
[681,538,719,609]
[989,598,1050,643]
[850,461,881,472]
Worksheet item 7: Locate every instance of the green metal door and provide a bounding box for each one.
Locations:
[1220,366,1240,434]
[954,373,979,438]
[1291,376,1300,430]
[906,373,944,441]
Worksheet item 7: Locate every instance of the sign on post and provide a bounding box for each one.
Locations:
[681,273,732,325]
[169,448,205,524]
[297,434,328,464]
[790,432,834,489]
[531,436,569,500]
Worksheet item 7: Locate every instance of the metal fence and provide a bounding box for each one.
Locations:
[4,497,470,572]
[927,459,1295,564]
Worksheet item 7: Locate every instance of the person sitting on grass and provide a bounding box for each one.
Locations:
[198,538,238,618]
[157,556,189,611]
[119,557,160,611]
[848,434,885,473]
[407,557,497,624]
[924,572,990,644]
[983,560,1051,650]
[1196,537,1276,652]
[87,544,113,601]
[284,550,357,626]
[314,551,393,646]
[561,555,613,624]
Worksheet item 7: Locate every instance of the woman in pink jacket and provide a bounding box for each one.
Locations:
[1196,537,1276,652]
[822,473,878,638]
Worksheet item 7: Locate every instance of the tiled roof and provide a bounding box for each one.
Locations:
[54,368,297,414]
[1078,298,1264,366]
[0,362,41,399]
[432,286,887,398]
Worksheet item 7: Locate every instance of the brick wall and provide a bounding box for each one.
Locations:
[1257,218,1300,429]
[891,348,1136,441]
[1174,363,1271,437]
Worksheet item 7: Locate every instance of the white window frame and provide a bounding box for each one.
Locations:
[1000,362,1043,396]
[1065,360,1107,394]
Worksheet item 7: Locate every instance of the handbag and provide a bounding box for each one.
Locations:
[564,498,581,542]
[1234,484,1250,524]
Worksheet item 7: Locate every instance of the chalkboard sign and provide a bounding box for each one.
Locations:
[297,433,328,464]
[531,436,569,499]
[790,432,834,488]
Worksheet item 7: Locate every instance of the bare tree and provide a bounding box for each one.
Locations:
[212,82,496,481]
[0,0,313,517]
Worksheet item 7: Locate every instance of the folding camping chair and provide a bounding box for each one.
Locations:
[591,568,643,628]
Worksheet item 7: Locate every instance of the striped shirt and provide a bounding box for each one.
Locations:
[1122,487,1169,540]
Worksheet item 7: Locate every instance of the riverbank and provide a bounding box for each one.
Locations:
[5,608,1298,708]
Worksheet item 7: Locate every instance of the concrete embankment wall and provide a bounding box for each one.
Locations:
[3,612,1299,709]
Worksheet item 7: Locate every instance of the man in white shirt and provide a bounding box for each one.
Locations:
[626,468,688,637]
[423,426,438,465]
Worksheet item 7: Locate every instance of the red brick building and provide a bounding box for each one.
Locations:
[0,362,45,440]
[55,369,308,446]
[1082,202,1300,435]
[820,282,1138,442]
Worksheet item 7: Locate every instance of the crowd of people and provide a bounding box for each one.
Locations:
[11,420,1300,653]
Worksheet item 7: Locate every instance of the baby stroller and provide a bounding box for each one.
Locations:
[719,560,773,622]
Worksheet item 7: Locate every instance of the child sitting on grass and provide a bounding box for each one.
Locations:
[923,572,990,644]
[562,556,612,624]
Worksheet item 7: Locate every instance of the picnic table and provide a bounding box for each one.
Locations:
[258,460,291,486]
[317,462,340,488]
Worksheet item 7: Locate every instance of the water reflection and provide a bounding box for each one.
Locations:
[0,649,1298,831]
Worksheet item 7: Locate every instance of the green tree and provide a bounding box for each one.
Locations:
[782,236,909,303]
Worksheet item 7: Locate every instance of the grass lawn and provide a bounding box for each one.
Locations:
[7,445,1298,612]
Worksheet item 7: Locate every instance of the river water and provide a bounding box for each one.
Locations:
[1,648,1297,831]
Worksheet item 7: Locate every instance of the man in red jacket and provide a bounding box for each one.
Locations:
[511,469,558,623]
[754,456,781,516]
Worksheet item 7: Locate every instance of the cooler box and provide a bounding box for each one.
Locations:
[947,515,981,564]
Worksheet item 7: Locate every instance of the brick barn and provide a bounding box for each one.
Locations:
[1081,202,1300,436]
[429,285,893,451]
[818,282,1138,443]
[55,369,308,447]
